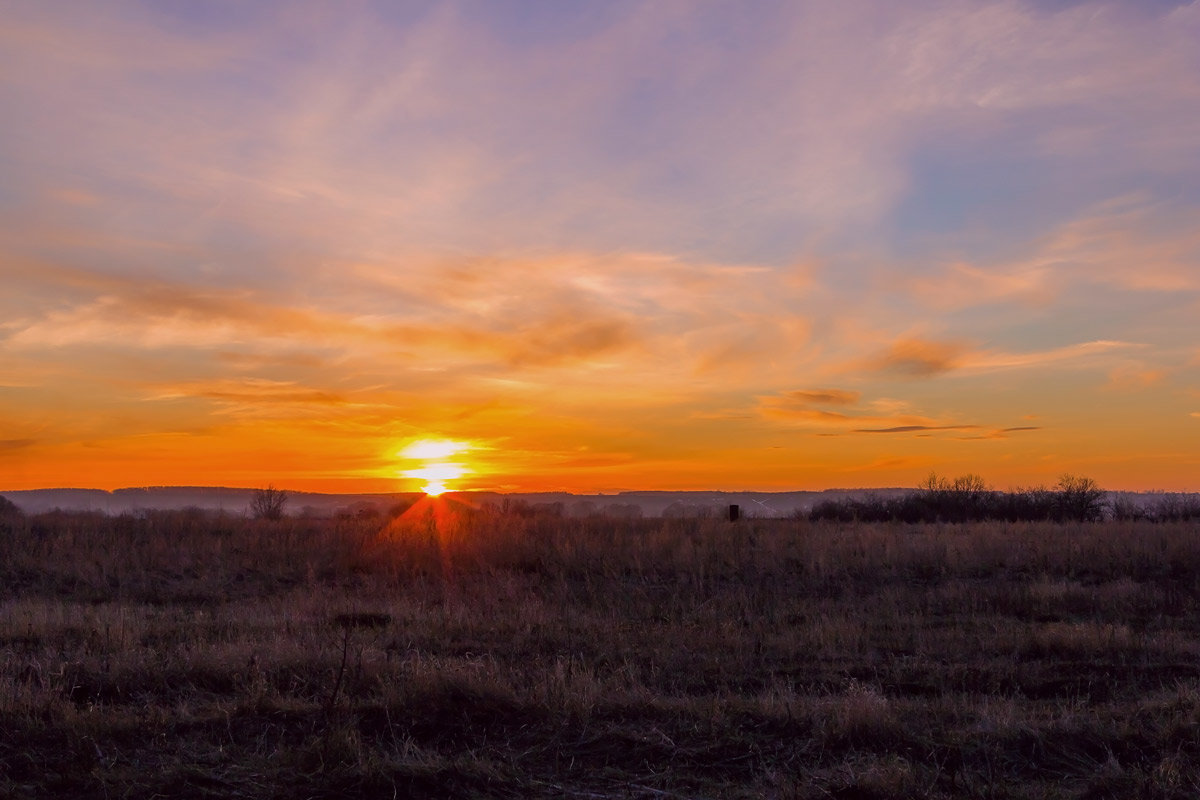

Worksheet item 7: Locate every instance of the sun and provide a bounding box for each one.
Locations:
[405,464,465,495]
[397,439,473,495]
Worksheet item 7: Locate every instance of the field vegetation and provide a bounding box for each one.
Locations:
[2,493,1200,798]
[809,474,1113,524]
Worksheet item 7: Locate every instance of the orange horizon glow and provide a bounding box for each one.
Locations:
[2,426,1197,495]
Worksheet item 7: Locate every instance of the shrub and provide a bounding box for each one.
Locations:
[807,474,1109,524]
[1152,493,1200,522]
[250,485,288,520]
[1110,494,1150,522]
[1055,474,1106,522]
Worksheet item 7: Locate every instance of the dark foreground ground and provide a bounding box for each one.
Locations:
[2,502,1199,798]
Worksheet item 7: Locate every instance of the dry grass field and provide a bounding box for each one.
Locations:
[3,499,1200,798]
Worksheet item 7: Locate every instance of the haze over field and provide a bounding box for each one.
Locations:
[1,485,914,518]
[2,0,1198,493]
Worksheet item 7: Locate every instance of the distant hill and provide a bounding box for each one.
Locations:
[0,486,913,518]
[0,486,418,517]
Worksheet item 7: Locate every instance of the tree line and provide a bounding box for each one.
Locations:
[806,473,1200,524]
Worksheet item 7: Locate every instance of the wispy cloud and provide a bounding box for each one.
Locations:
[909,196,1200,311]
[1106,365,1168,390]
[953,426,1044,441]
[759,385,1048,444]
[966,340,1142,371]
[2,266,646,371]
[849,424,1043,440]
[843,336,1144,380]
[854,425,979,434]
[863,338,969,377]
[150,379,348,407]
[775,389,862,406]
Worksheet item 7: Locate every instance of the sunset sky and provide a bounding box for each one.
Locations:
[2,0,1199,494]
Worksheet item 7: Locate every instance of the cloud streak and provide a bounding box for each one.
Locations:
[864,338,969,377]
[757,388,1041,443]
[854,425,979,434]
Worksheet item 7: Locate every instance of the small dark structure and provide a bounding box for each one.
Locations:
[728,504,740,522]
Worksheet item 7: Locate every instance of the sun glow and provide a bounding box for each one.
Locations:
[399,439,471,460]
[404,463,467,495]
[397,439,473,495]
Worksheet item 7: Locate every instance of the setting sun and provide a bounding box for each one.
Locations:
[397,439,473,494]
[404,464,467,495]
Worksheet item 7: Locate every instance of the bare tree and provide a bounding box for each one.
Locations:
[1056,474,1105,522]
[250,485,288,521]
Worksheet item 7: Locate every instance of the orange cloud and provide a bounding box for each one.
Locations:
[777,388,861,406]
[849,424,1044,441]
[909,261,1056,310]
[758,389,943,429]
[691,315,812,375]
[966,340,1142,371]
[760,406,862,424]
[842,338,1141,378]
[758,388,1046,444]
[1038,196,1200,293]
[952,426,1044,441]
[909,197,1200,312]
[149,379,349,411]
[865,338,969,377]
[503,313,636,367]
[4,267,645,372]
[1106,365,1168,390]
[216,351,329,370]
[854,425,980,434]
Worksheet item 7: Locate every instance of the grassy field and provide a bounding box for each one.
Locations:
[2,498,1200,798]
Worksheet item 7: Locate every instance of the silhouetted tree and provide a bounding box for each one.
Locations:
[1055,474,1106,522]
[916,472,993,522]
[999,486,1056,521]
[1109,494,1149,522]
[250,485,288,521]
[807,474,1112,525]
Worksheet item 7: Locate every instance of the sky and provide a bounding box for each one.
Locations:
[2,0,1199,494]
